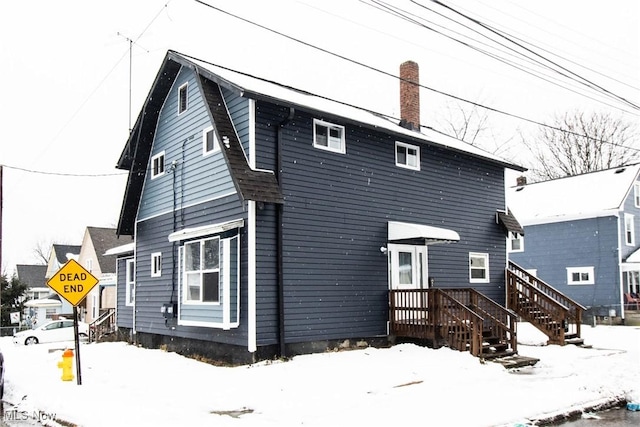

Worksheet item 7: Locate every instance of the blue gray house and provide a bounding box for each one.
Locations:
[113,50,527,363]
[508,164,640,323]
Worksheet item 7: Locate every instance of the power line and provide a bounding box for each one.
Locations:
[423,0,639,111]
[177,51,640,154]
[190,1,639,147]
[1,164,128,178]
[364,0,637,114]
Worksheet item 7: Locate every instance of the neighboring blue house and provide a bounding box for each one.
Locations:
[114,50,525,363]
[508,164,640,323]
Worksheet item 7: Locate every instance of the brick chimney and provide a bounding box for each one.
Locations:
[399,60,420,131]
[516,176,527,186]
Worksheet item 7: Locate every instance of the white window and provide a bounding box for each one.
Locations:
[567,266,594,285]
[469,252,489,283]
[151,151,165,179]
[151,252,162,278]
[395,141,420,170]
[203,126,220,155]
[625,214,635,246]
[183,237,220,303]
[508,233,524,252]
[85,258,93,272]
[313,119,345,154]
[635,183,640,208]
[178,82,188,114]
[125,259,135,306]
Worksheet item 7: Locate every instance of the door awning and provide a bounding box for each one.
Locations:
[168,219,244,242]
[388,221,460,245]
[497,209,524,235]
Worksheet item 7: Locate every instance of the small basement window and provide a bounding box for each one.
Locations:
[313,119,345,154]
[151,151,165,179]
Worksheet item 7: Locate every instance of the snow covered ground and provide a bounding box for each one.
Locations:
[1,323,639,427]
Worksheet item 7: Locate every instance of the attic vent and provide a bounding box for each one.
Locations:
[615,168,626,174]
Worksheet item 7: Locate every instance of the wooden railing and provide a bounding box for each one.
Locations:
[507,261,585,344]
[441,288,517,355]
[89,308,115,343]
[389,289,484,357]
[434,290,484,356]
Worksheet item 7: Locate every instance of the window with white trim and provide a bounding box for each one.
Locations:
[151,151,165,179]
[508,233,524,252]
[567,266,594,285]
[184,237,220,303]
[178,82,188,114]
[203,126,219,155]
[469,252,489,283]
[625,214,635,246]
[395,141,420,170]
[635,183,640,208]
[151,252,162,278]
[313,119,345,154]
[125,259,135,306]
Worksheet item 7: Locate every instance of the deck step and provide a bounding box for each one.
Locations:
[487,354,540,369]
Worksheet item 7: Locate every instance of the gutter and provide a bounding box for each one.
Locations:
[276,107,295,358]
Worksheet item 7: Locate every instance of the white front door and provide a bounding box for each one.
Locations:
[388,244,428,290]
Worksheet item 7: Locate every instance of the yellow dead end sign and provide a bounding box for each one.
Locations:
[47,259,99,306]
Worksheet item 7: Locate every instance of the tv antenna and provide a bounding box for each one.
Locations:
[117,32,149,134]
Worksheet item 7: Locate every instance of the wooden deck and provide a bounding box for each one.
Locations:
[389,288,518,359]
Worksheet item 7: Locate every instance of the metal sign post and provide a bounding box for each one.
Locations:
[47,259,99,386]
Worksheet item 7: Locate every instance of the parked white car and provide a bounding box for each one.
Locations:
[13,319,89,345]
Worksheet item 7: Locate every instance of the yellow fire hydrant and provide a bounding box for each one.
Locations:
[57,349,74,381]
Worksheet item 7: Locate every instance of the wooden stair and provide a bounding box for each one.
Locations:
[507,261,586,346]
[389,288,537,366]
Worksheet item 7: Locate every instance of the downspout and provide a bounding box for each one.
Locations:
[277,107,295,358]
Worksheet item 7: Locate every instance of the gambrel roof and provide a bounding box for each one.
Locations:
[508,164,640,225]
[117,50,524,235]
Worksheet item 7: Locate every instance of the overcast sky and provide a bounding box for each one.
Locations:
[1,0,638,275]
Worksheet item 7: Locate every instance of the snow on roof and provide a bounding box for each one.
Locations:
[174,52,524,171]
[508,164,640,225]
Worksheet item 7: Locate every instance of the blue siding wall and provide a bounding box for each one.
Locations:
[138,67,237,221]
[255,103,508,344]
[134,196,248,345]
[620,183,640,260]
[510,216,620,313]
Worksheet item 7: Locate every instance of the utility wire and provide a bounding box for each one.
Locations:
[191,1,639,148]
[423,0,639,110]
[177,51,640,153]
[0,164,128,178]
[365,0,636,114]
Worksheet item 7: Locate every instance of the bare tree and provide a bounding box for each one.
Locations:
[435,100,517,161]
[523,110,639,181]
[33,240,52,265]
